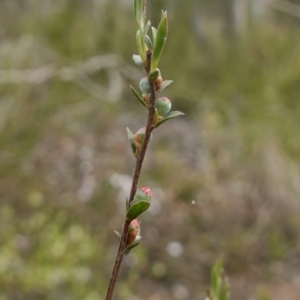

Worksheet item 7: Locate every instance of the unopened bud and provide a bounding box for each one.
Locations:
[132,186,153,204]
[133,127,146,158]
[138,187,153,201]
[126,187,152,220]
[139,77,151,94]
[132,54,143,67]
[155,76,163,91]
[156,97,172,116]
[126,219,141,246]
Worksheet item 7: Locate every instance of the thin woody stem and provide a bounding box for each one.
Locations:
[105,50,156,300]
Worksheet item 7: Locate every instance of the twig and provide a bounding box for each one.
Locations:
[104,50,155,300]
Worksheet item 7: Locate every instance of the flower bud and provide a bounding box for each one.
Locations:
[132,54,143,67]
[133,127,146,158]
[126,187,152,221]
[155,76,163,91]
[156,97,172,116]
[126,219,141,246]
[138,187,153,201]
[131,186,153,204]
[139,77,151,94]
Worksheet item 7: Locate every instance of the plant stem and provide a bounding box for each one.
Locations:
[105,50,156,300]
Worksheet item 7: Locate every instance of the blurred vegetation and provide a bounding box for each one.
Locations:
[0,0,300,299]
[208,259,230,300]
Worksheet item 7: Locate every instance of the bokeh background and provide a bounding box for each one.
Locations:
[1,0,300,299]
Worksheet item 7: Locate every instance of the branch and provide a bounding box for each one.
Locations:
[105,50,155,300]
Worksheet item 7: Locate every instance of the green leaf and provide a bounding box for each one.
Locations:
[148,68,160,82]
[126,127,134,140]
[130,85,149,108]
[145,35,152,49]
[211,258,222,293]
[114,231,121,240]
[134,0,146,28]
[124,241,140,255]
[208,258,230,300]
[151,11,168,72]
[211,267,219,294]
[219,282,229,300]
[157,80,173,93]
[154,111,184,128]
[132,188,152,203]
[136,30,148,66]
[126,127,136,155]
[144,20,151,35]
[126,200,150,221]
[151,26,157,46]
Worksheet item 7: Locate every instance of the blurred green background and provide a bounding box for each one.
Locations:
[1,0,300,299]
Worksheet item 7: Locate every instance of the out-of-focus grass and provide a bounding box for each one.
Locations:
[0,1,300,300]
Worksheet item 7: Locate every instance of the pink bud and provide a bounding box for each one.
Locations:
[133,127,146,158]
[155,76,163,91]
[127,219,140,246]
[156,97,172,116]
[139,187,153,199]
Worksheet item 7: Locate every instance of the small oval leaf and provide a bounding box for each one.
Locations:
[124,241,140,255]
[157,80,173,93]
[154,111,185,128]
[130,85,149,108]
[126,200,150,221]
[126,127,136,155]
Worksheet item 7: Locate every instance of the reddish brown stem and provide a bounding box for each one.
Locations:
[105,50,155,300]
